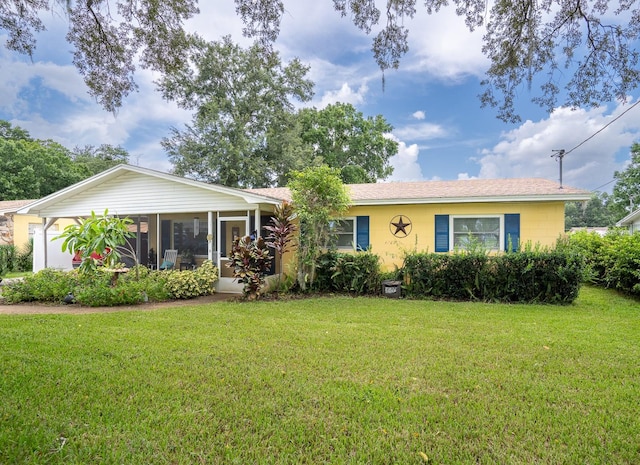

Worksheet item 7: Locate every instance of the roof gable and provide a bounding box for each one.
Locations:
[18,164,281,217]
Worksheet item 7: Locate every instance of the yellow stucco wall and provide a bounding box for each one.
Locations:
[347,201,566,270]
[12,214,75,249]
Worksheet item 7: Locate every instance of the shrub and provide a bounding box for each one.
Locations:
[164,260,219,300]
[559,230,640,296]
[15,239,33,272]
[402,248,584,304]
[1,268,82,303]
[314,251,381,295]
[0,244,17,277]
[2,260,219,306]
[227,236,272,300]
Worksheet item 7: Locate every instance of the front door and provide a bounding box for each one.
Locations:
[218,217,248,293]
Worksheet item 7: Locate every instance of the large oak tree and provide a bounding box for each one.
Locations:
[159,36,314,188]
[2,0,639,121]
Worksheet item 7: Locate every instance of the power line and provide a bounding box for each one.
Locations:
[551,99,640,190]
[591,178,616,192]
[564,99,640,157]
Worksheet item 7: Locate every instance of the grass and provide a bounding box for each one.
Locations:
[1,286,639,464]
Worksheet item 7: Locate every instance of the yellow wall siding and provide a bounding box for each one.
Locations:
[346,201,566,270]
[12,215,75,249]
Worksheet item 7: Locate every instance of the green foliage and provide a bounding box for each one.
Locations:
[564,192,618,229]
[1,269,82,303]
[71,144,130,176]
[288,165,351,289]
[611,142,640,220]
[164,260,219,299]
[1,263,218,306]
[56,209,137,273]
[160,35,314,188]
[0,245,15,278]
[0,128,85,200]
[314,251,382,294]
[561,230,640,295]
[14,239,33,272]
[402,249,584,304]
[296,103,397,183]
[227,236,272,300]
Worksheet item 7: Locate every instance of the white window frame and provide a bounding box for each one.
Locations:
[331,217,356,250]
[450,215,504,251]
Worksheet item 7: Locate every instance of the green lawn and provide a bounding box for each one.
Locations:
[1,286,639,464]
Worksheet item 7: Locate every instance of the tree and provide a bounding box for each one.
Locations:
[71,144,130,176]
[611,143,640,220]
[4,1,639,121]
[565,193,617,230]
[288,165,351,289]
[0,0,197,112]
[0,120,32,141]
[160,36,314,188]
[296,103,397,183]
[0,123,85,200]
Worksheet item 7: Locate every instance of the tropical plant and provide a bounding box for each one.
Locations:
[227,236,272,300]
[263,200,297,291]
[55,209,139,276]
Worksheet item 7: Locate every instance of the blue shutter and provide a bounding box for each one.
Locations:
[435,215,449,252]
[356,216,369,251]
[504,214,520,252]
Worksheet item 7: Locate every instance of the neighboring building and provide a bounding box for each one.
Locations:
[568,227,609,237]
[616,208,640,233]
[0,200,73,249]
[18,164,591,292]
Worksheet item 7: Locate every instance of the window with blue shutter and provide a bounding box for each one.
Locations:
[504,214,520,252]
[356,216,369,251]
[435,215,449,252]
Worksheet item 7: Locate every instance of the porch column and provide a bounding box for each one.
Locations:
[207,211,214,262]
[42,217,59,269]
[156,214,161,269]
[254,208,261,237]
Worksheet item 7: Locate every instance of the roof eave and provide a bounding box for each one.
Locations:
[352,193,592,206]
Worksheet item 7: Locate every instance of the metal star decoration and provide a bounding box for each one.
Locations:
[390,215,412,237]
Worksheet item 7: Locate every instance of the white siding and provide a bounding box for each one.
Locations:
[37,171,259,217]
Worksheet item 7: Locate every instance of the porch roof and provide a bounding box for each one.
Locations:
[18,164,282,218]
[616,208,640,227]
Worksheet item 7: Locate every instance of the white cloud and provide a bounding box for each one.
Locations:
[476,103,640,190]
[393,122,448,141]
[405,7,488,80]
[318,82,369,108]
[386,134,424,181]
[412,111,426,120]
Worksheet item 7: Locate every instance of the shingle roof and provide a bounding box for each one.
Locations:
[0,199,36,214]
[247,178,591,205]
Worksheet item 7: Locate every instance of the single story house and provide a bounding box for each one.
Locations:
[18,164,591,292]
[616,208,640,233]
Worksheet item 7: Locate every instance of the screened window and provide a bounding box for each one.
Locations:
[173,219,209,256]
[331,218,356,249]
[452,216,502,251]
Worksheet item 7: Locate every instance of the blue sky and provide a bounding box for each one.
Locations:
[1,1,640,192]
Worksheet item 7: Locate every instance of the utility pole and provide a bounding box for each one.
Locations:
[551,149,566,189]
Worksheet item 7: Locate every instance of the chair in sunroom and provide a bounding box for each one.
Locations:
[159,249,178,270]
